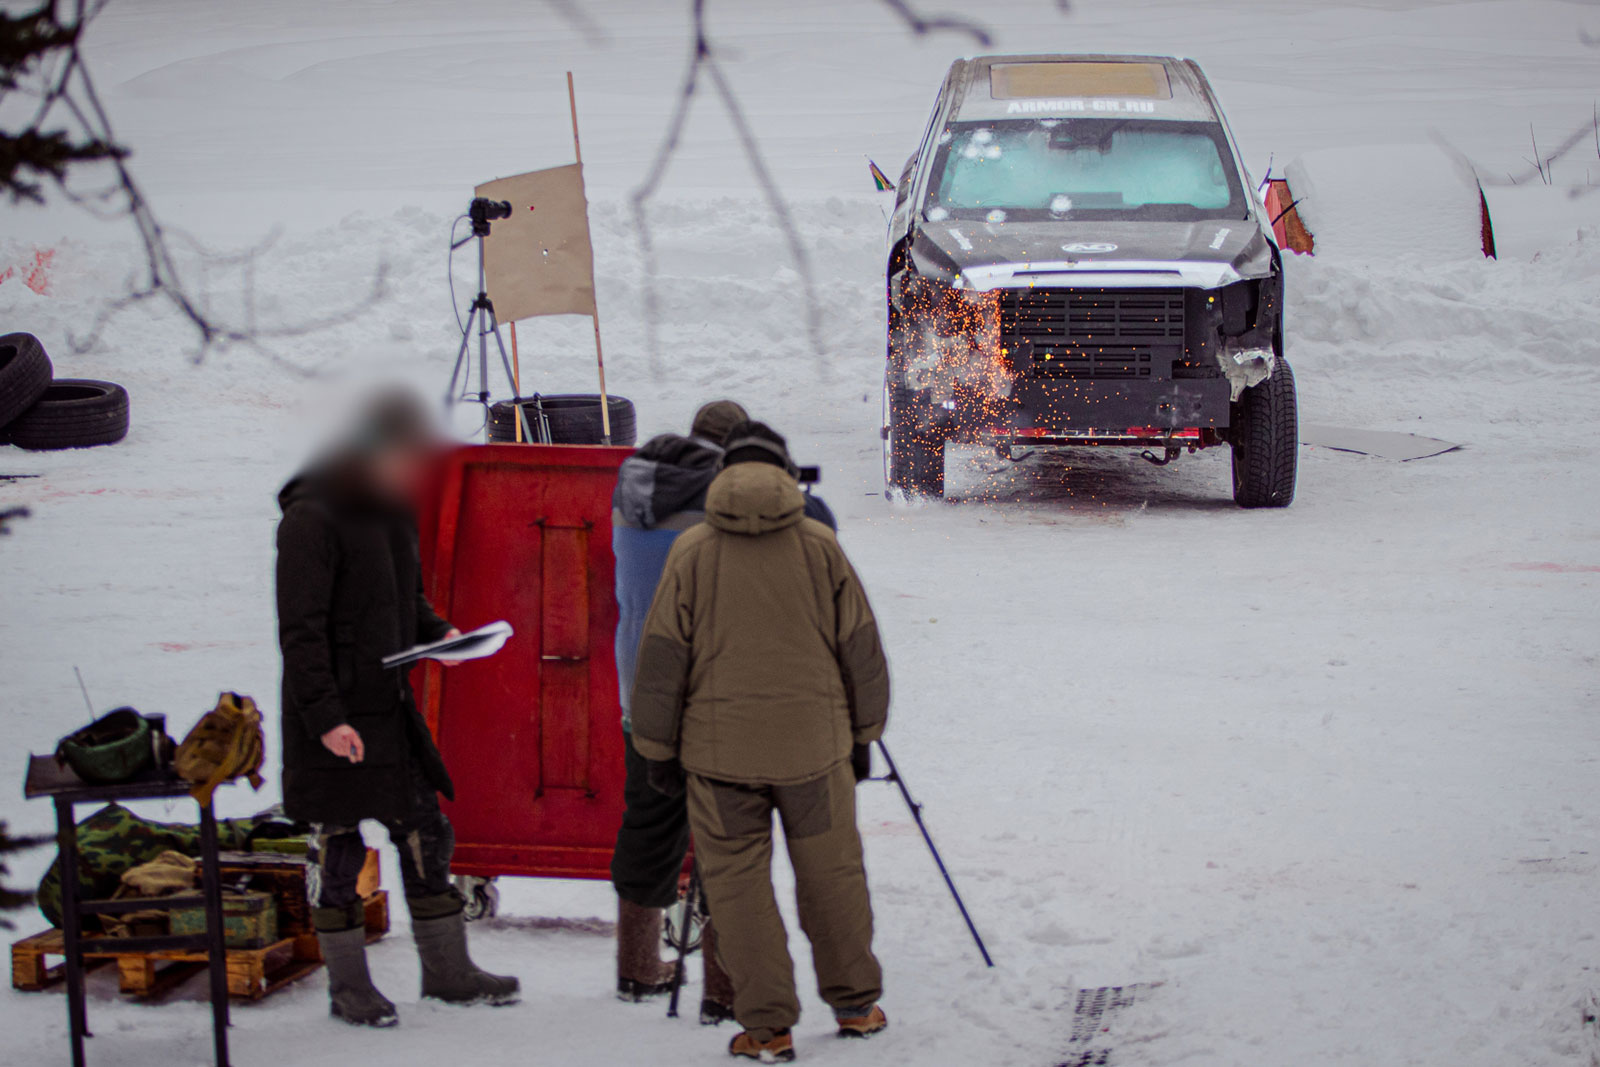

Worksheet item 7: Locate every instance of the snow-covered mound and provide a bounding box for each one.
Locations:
[1284,145,1483,261]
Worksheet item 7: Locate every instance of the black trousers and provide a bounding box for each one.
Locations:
[610,730,691,910]
[307,761,462,931]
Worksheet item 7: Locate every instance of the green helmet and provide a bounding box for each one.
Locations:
[56,708,154,785]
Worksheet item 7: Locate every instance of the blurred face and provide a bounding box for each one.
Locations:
[365,442,431,503]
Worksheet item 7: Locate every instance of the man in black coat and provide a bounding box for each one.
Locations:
[276,390,518,1028]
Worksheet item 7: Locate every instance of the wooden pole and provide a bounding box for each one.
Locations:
[567,69,613,445]
[510,322,523,442]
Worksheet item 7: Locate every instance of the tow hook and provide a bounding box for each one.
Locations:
[1141,447,1182,466]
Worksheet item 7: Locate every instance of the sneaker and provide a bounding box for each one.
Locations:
[729,1028,795,1062]
[836,1005,888,1038]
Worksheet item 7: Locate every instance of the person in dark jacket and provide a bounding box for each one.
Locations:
[610,401,834,1018]
[277,389,518,1028]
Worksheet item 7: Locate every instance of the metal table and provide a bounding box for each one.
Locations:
[25,755,231,1067]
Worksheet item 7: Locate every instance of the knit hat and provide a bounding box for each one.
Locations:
[690,400,749,447]
[720,420,797,476]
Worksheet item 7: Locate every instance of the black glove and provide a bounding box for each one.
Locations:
[851,743,872,783]
[645,758,686,798]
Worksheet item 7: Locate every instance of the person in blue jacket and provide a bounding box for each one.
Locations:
[610,400,834,1021]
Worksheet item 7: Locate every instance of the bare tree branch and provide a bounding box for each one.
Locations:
[1434,123,1594,190]
[542,0,608,46]
[2,0,388,362]
[878,0,995,46]
[628,0,1002,379]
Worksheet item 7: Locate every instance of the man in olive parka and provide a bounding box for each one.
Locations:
[629,421,891,1061]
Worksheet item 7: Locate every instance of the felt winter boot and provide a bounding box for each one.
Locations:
[412,911,521,1006]
[729,1028,795,1062]
[616,897,679,1001]
[317,926,398,1028]
[700,917,736,1025]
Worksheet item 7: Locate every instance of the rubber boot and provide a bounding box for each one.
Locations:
[617,897,678,1001]
[317,926,398,1028]
[700,917,736,1025]
[412,911,521,1006]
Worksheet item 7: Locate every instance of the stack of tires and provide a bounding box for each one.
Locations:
[0,333,130,451]
[487,393,636,446]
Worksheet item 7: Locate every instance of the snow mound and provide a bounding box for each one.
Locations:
[1481,185,1600,262]
[1285,145,1483,262]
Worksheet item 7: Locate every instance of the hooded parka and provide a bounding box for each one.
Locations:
[629,462,890,786]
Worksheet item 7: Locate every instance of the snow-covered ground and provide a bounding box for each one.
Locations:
[4,2,1600,1064]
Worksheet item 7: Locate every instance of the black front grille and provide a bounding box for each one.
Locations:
[999,288,1185,380]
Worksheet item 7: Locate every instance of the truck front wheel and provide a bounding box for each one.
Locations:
[1230,357,1298,508]
[886,384,946,500]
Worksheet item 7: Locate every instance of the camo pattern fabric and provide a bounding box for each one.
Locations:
[35,802,257,928]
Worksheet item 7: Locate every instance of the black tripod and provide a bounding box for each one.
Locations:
[446,198,540,443]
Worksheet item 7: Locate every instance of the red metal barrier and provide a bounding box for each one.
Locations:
[414,443,631,880]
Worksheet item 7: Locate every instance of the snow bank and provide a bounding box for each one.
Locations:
[1481,184,1600,261]
[1285,145,1483,262]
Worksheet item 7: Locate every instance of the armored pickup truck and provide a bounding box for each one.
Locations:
[883,54,1296,507]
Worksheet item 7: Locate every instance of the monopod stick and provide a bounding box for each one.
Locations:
[874,740,994,967]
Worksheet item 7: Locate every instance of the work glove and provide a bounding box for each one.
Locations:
[851,743,872,783]
[645,758,686,798]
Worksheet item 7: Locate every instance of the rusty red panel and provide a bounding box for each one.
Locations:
[414,443,631,881]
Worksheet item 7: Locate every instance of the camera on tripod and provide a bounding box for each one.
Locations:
[468,197,513,235]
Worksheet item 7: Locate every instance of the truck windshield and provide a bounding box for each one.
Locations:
[926,119,1246,223]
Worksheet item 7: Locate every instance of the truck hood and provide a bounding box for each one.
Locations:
[910,217,1275,290]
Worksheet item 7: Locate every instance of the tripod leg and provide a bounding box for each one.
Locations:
[666,865,700,1019]
[485,305,537,444]
[446,305,478,406]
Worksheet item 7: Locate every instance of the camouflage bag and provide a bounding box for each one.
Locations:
[35,803,259,928]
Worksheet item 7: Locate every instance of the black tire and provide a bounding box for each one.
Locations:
[886,384,945,499]
[0,333,53,431]
[1230,358,1297,508]
[488,394,636,446]
[5,379,130,451]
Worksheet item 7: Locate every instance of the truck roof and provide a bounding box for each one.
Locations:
[950,54,1220,124]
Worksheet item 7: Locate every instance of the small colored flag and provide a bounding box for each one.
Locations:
[868,159,894,192]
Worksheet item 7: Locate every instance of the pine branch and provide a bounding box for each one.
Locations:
[0,821,51,930]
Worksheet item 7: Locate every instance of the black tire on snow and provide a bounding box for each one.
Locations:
[886,385,945,499]
[488,394,637,446]
[1230,358,1297,508]
[0,333,54,431]
[4,379,130,451]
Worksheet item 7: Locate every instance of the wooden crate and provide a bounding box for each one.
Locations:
[12,889,388,1001]
[217,847,380,940]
